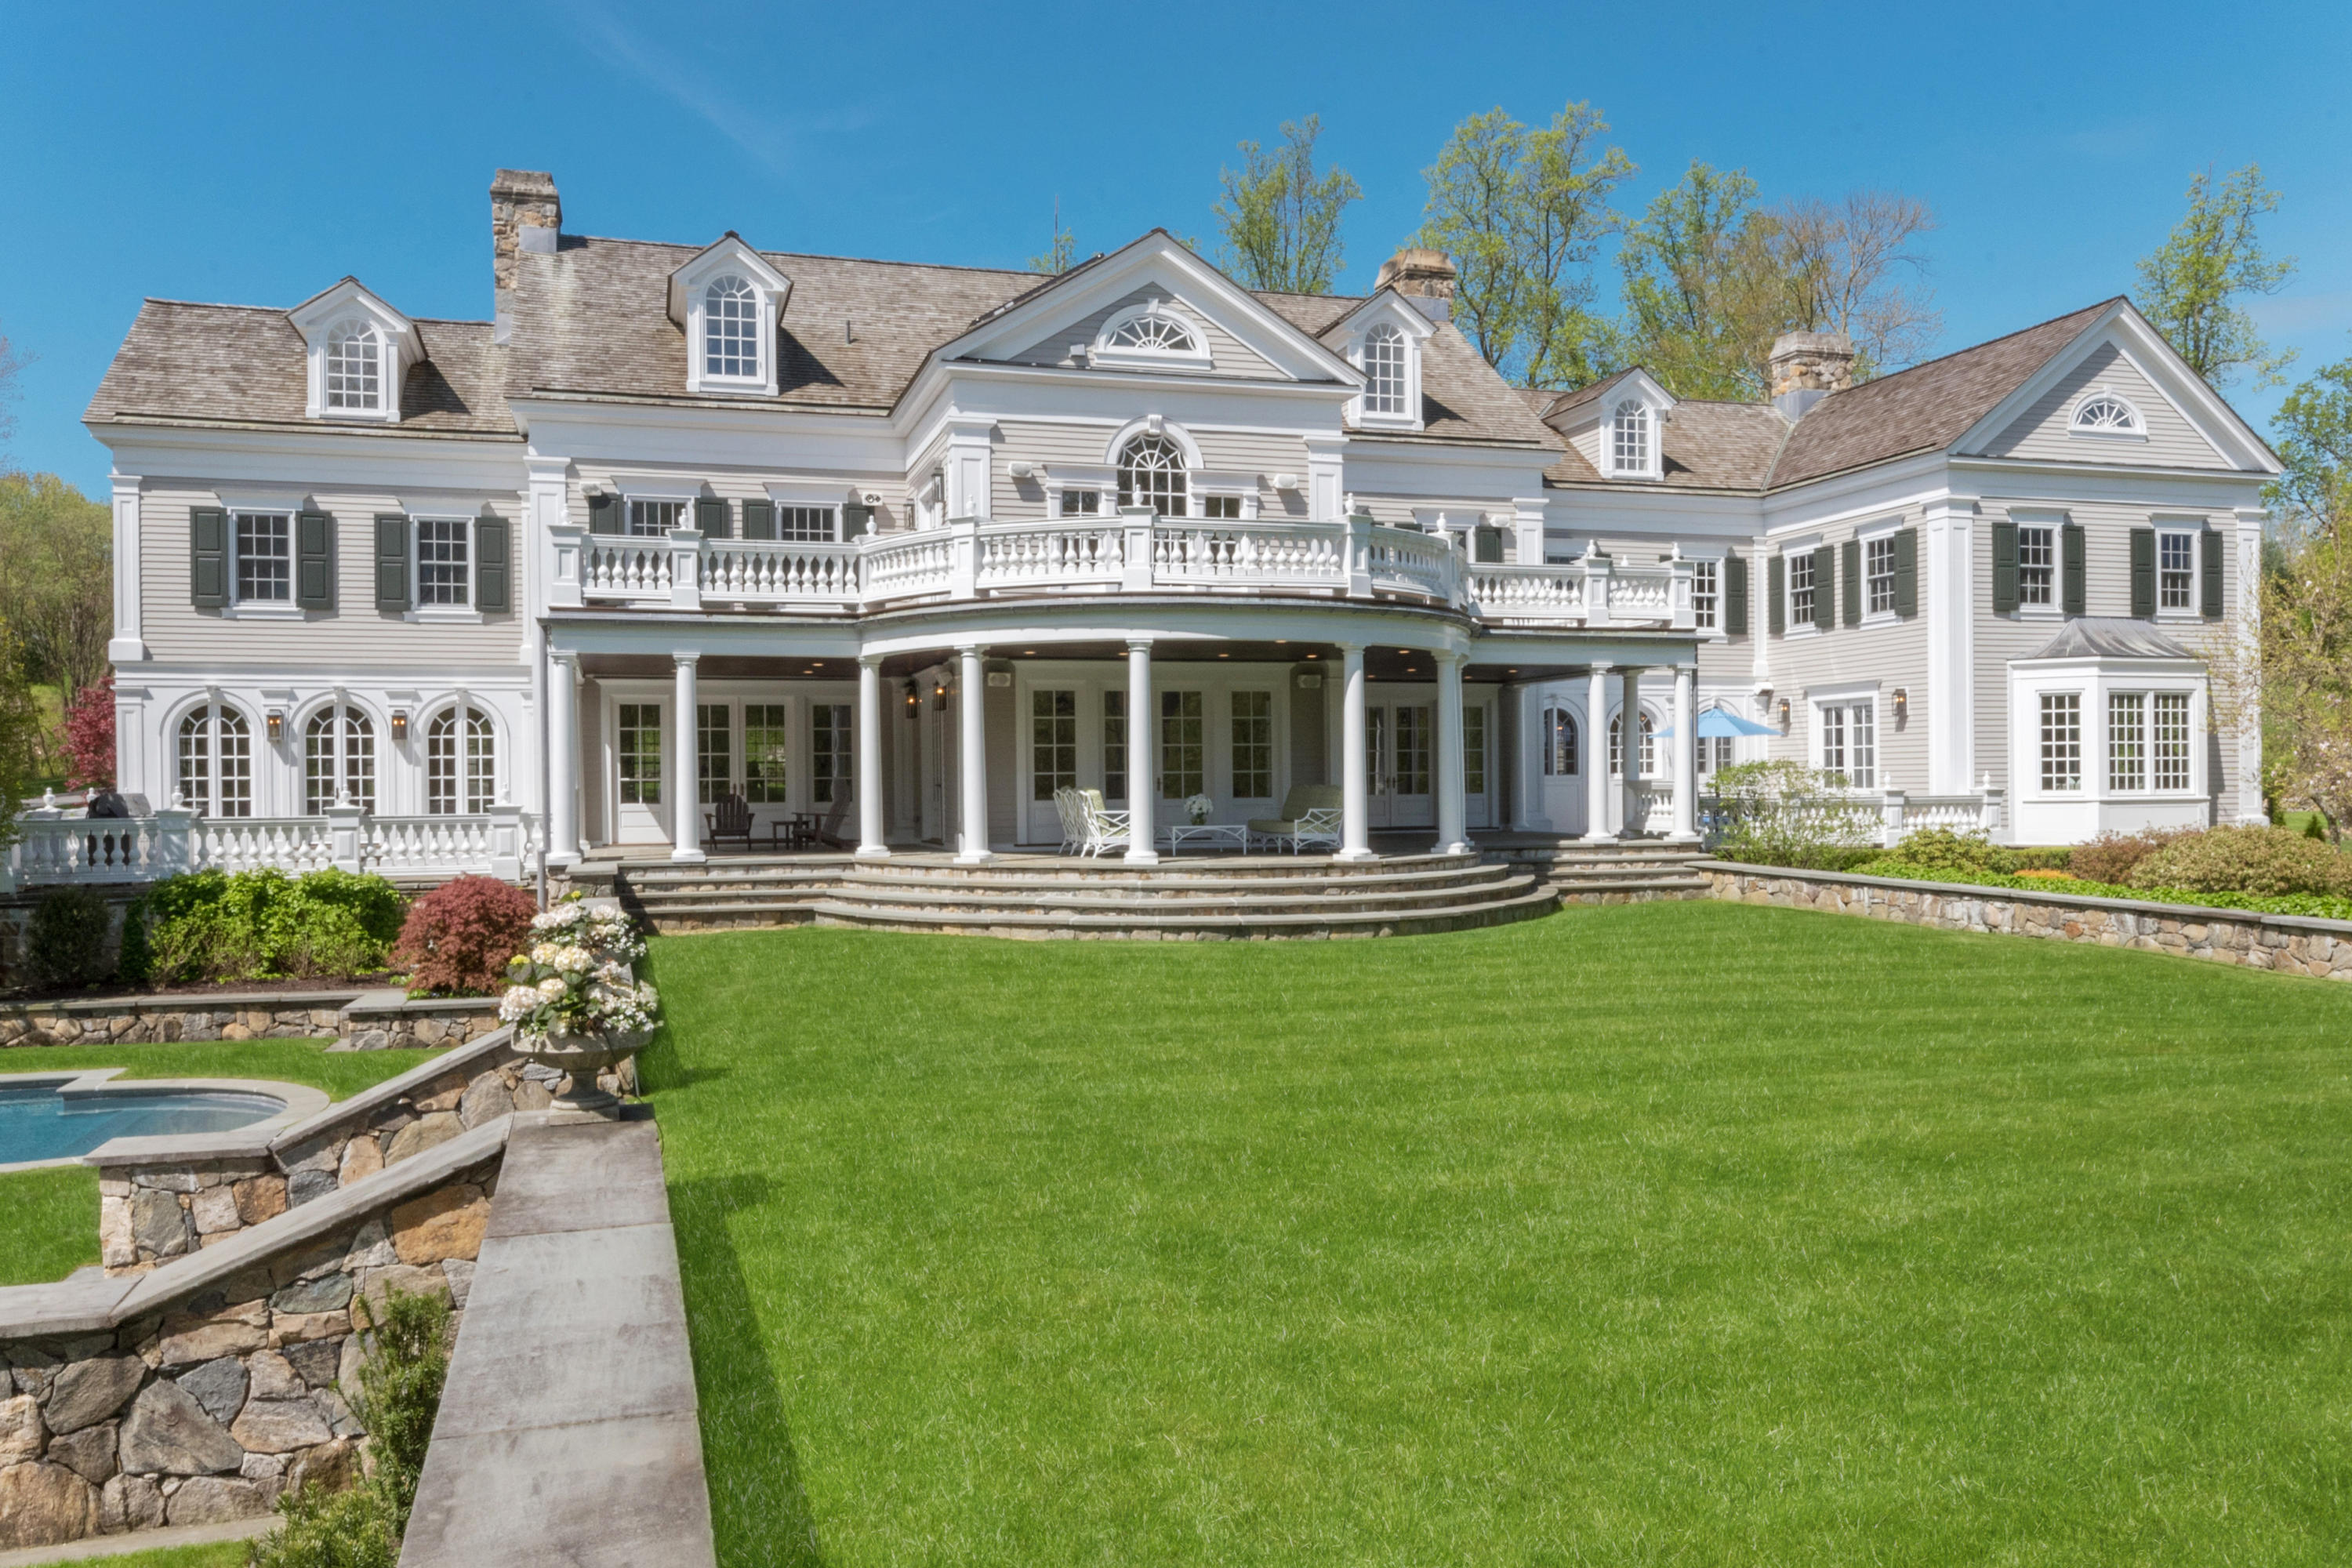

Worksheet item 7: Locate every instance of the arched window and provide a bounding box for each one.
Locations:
[426,706,495,815]
[1116,434,1188,517]
[177,705,252,818]
[305,705,376,814]
[2071,393,2141,435]
[1611,401,1650,474]
[1608,711,1655,776]
[1362,324,1407,416]
[1540,706,1578,776]
[704,275,760,379]
[325,321,382,411]
[1104,305,1200,355]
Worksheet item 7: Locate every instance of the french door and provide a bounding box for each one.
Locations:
[1366,702,1433,829]
[1026,688,1078,842]
[614,700,667,844]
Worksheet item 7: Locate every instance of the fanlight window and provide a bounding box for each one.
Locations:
[704,274,760,379]
[305,705,376,815]
[325,321,382,411]
[1362,324,1407,416]
[1611,401,1651,474]
[1104,307,1200,356]
[1116,434,1188,517]
[2072,394,2141,435]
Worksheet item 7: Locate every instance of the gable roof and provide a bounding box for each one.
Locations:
[1540,398,1793,492]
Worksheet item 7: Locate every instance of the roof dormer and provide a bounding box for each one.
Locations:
[289,278,415,423]
[667,234,793,397]
[1595,368,1675,481]
[1328,291,1437,433]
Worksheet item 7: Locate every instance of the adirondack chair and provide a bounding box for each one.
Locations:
[703,793,755,850]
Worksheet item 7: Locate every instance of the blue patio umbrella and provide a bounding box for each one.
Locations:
[1653,707,1778,740]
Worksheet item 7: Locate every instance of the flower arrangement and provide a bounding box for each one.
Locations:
[498,900,659,1043]
[1184,793,1214,825]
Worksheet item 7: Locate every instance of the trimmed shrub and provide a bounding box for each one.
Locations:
[2126,824,2352,898]
[1877,827,2014,877]
[2072,827,2195,887]
[2009,846,2077,873]
[394,876,537,996]
[266,869,408,979]
[26,887,113,989]
[142,868,407,985]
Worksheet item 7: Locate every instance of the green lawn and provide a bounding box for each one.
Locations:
[645,902,2352,1567]
[20,1544,247,1568]
[0,1038,441,1287]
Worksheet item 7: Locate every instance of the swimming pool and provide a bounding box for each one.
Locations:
[0,1077,289,1167]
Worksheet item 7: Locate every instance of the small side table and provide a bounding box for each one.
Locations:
[1164,823,1248,855]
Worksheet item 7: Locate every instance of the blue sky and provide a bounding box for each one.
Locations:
[3,0,2346,492]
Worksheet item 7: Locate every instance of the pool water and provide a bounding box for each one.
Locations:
[0,1082,285,1165]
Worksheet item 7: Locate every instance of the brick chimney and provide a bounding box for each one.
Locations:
[490,170,561,344]
[1377,247,1457,321]
[1768,330,1854,419]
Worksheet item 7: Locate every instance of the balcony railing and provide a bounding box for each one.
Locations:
[552,510,1695,630]
[3,801,536,891]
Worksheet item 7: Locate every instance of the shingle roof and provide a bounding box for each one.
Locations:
[1540,398,1792,492]
[2024,617,2195,661]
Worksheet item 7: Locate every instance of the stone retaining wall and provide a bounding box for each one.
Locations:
[1702,862,2352,979]
[0,992,503,1051]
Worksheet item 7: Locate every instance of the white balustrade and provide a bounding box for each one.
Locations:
[1606,564,1676,622]
[10,817,169,884]
[701,539,859,605]
[582,538,676,601]
[1152,521,1346,589]
[860,530,956,603]
[193,817,334,876]
[1363,526,1460,602]
[365,815,495,873]
[977,520,1126,589]
[1467,563,1587,621]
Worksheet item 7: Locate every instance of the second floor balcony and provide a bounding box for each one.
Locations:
[548,510,1697,631]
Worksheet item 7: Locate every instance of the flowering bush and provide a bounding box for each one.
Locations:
[2125,824,2352,898]
[394,876,538,996]
[499,900,659,1041]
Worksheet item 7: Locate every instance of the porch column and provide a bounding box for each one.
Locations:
[1123,640,1159,865]
[855,655,890,859]
[671,654,704,863]
[1434,650,1469,855]
[1584,662,1612,840]
[954,643,992,863]
[1338,642,1374,861]
[1669,662,1700,843]
[1618,666,1645,839]
[547,649,580,866]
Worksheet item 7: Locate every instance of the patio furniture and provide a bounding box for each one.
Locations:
[703,793,755,850]
[1246,785,1344,853]
[1074,789,1131,858]
[1165,822,1248,855]
[1053,786,1086,855]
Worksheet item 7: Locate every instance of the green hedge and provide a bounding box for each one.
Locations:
[1842,860,2352,924]
[126,869,407,986]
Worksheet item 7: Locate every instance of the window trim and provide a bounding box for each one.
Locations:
[407,514,481,623]
[1784,545,1820,636]
[2154,524,2201,619]
[224,508,300,618]
[2069,389,2147,441]
[2011,514,2063,619]
[425,702,499,815]
[676,245,787,397]
[1857,522,1902,625]
[699,274,764,389]
[1091,300,1213,372]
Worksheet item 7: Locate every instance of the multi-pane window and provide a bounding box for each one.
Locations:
[304,705,376,814]
[2108,693,2146,791]
[1789,551,1816,627]
[1866,535,1897,615]
[812,704,852,804]
[627,499,683,537]
[325,321,381,411]
[1059,489,1101,518]
[1362,324,1406,416]
[235,513,292,603]
[1159,690,1203,799]
[2039,693,2082,791]
[1102,691,1127,800]
[2154,693,2190,789]
[1608,713,1656,777]
[778,506,837,542]
[704,275,759,379]
[618,703,662,804]
[417,520,470,606]
[2017,525,2055,608]
[1540,707,1577,777]
[743,705,789,803]
[1118,435,1187,517]
[1031,690,1077,800]
[1231,691,1272,799]
[1817,703,1876,786]
[1105,310,1198,354]
[1464,706,1486,795]
[1611,401,1650,473]
[177,705,251,818]
[2159,532,2195,610]
[1697,735,1735,777]
[1691,559,1719,630]
[426,706,495,815]
[1200,495,1243,520]
[697,704,731,804]
[1393,706,1431,797]
[1821,705,1846,780]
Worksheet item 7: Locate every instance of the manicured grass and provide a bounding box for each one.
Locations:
[21,1543,248,1568]
[644,904,2352,1567]
[0,1039,441,1287]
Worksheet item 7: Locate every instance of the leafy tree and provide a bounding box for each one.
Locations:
[59,672,113,790]
[2134,164,2296,390]
[0,321,24,466]
[0,472,113,706]
[1028,198,1076,276]
[1616,163,1784,400]
[1213,116,1361,294]
[2267,348,2352,537]
[0,623,43,832]
[1417,102,1635,387]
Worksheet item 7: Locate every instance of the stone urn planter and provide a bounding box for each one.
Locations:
[514,1028,648,1115]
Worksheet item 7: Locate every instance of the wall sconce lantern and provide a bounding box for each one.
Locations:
[931,681,948,712]
[1893,688,1908,722]
[1777,699,1791,731]
[266,710,285,744]
[903,679,920,717]
[390,710,410,743]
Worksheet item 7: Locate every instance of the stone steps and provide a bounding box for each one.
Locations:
[801,882,1563,940]
[626,858,1518,909]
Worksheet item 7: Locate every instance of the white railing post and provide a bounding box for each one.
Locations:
[667,528,703,611]
[1671,558,1697,631]
[487,802,525,880]
[1345,513,1374,599]
[949,517,981,600]
[1981,780,2005,837]
[1120,506,1156,593]
[1881,789,1907,848]
[154,805,195,876]
[324,802,367,873]
[1584,557,1613,629]
[548,523,586,609]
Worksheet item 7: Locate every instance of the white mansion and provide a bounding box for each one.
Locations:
[79,169,2275,874]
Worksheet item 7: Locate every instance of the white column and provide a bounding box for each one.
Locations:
[108,473,147,663]
[1338,643,1373,861]
[1584,662,1612,840]
[1669,663,1699,843]
[671,654,703,863]
[1619,666,1645,839]
[855,655,889,858]
[954,643,992,863]
[1435,650,1469,855]
[1123,640,1159,865]
[1924,498,1977,794]
[547,650,580,866]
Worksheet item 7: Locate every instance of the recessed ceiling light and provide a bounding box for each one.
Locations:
[1275,639,1287,644]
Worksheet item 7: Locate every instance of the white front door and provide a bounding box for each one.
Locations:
[614,699,669,844]
[1528,694,1584,833]
[1367,702,1433,829]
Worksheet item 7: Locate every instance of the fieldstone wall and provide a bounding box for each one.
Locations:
[0,994,502,1051]
[1703,862,2352,980]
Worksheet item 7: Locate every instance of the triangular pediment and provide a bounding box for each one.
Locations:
[666,234,793,327]
[287,278,412,345]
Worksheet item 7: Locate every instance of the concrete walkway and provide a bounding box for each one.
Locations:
[397,1113,717,1567]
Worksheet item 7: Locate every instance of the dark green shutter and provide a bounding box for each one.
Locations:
[1473,525,1503,564]
[1811,544,1834,632]
[2061,522,2086,616]
[587,492,620,535]
[1893,528,1918,619]
[2200,528,2223,619]
[1991,520,2018,613]
[2129,528,2156,618]
[475,514,511,612]
[695,496,731,539]
[374,514,410,612]
[191,506,228,609]
[1767,554,1785,635]
[1841,539,1861,626]
[741,499,775,541]
[1724,554,1748,634]
[296,509,333,611]
[842,501,873,540]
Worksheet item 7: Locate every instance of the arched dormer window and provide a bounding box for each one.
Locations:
[2071,391,2144,438]
[704,275,760,380]
[1363,324,1407,416]
[324,321,383,412]
[1116,434,1188,517]
[1610,401,1652,476]
[1094,301,1210,371]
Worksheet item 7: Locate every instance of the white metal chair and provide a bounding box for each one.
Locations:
[1076,788,1131,858]
[1053,786,1086,855]
[1247,784,1344,853]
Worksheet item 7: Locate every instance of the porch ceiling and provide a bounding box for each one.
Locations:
[575,646,1633,683]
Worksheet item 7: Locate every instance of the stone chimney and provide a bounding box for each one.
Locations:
[490,170,561,344]
[1377,247,1457,321]
[1768,330,1855,420]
